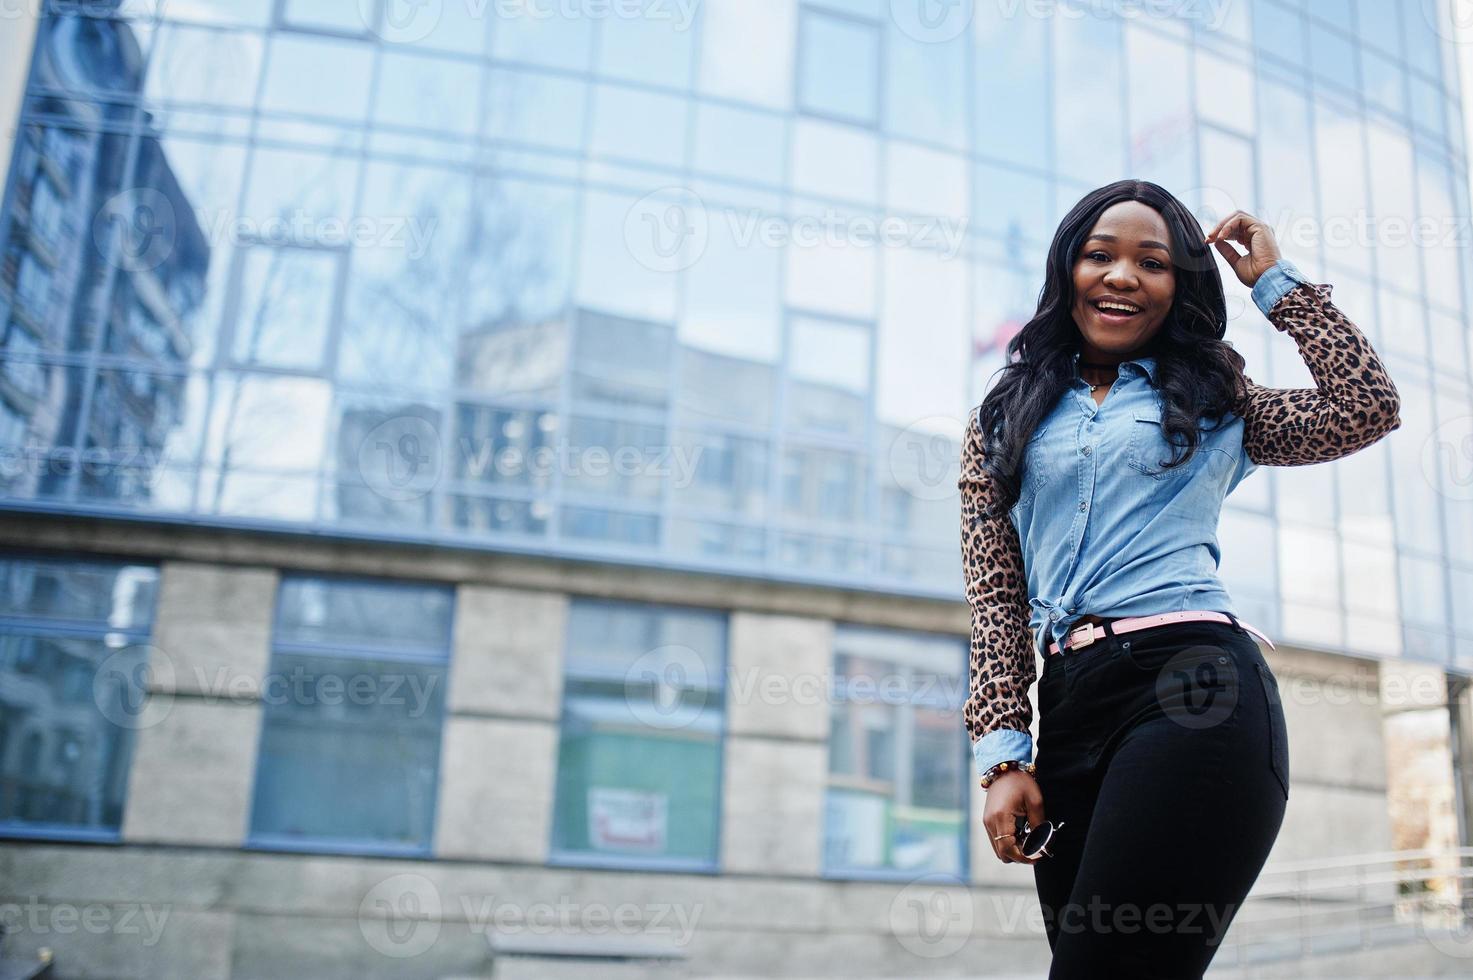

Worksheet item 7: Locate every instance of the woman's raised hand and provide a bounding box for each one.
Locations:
[1204,210,1284,289]
[983,770,1047,864]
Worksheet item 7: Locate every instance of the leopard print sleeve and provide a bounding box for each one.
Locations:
[1235,280,1402,465]
[958,405,1036,750]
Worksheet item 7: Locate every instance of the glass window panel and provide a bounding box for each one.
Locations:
[1200,127,1256,222]
[552,600,726,867]
[260,35,373,122]
[1403,6,1444,86]
[338,161,469,391]
[1054,15,1125,185]
[563,415,668,502]
[145,23,263,111]
[697,0,795,110]
[1308,20,1358,92]
[226,245,340,371]
[784,209,878,319]
[459,178,577,361]
[1315,100,1372,275]
[781,445,867,521]
[203,373,330,472]
[1196,50,1255,135]
[559,505,660,545]
[1408,72,1443,137]
[1354,0,1403,57]
[324,396,441,529]
[0,557,159,838]
[490,5,595,70]
[973,2,1048,168]
[1361,47,1406,117]
[242,145,361,229]
[275,576,453,650]
[885,142,966,219]
[1399,554,1448,628]
[587,84,688,167]
[825,624,966,877]
[878,247,966,431]
[78,368,205,511]
[449,403,556,493]
[692,102,785,186]
[1257,74,1316,244]
[678,348,778,428]
[669,429,767,518]
[250,575,451,852]
[374,50,481,137]
[278,0,370,33]
[1416,153,1463,314]
[972,161,1051,245]
[788,315,869,437]
[1126,27,1193,190]
[575,190,681,323]
[883,30,965,148]
[1388,365,1442,552]
[798,11,879,126]
[1252,0,1304,65]
[573,309,673,412]
[1366,121,1419,292]
[596,8,696,86]
[790,118,877,203]
[162,0,273,25]
[1378,289,1428,361]
[484,67,587,152]
[681,208,783,363]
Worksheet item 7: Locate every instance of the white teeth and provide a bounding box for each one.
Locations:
[1095,301,1140,315]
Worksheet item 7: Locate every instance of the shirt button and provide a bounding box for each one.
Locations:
[1078,501,1087,511]
[1081,445,1092,456]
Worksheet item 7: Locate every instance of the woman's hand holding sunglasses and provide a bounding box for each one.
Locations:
[983,769,1048,864]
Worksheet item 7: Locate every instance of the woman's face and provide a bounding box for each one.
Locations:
[1070,201,1177,359]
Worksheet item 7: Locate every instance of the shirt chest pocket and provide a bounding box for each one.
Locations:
[1126,412,1232,481]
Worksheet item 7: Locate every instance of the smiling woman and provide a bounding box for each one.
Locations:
[959,179,1401,979]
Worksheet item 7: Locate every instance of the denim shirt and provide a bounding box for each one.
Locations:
[972,260,1312,778]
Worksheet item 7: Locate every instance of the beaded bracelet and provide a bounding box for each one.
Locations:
[979,759,1037,789]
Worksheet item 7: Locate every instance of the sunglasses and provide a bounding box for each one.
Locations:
[1020,819,1066,860]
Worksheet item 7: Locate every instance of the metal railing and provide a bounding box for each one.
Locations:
[1213,847,1473,967]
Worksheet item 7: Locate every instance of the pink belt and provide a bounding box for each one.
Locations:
[1047,610,1276,656]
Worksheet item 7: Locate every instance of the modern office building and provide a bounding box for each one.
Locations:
[0,0,1471,976]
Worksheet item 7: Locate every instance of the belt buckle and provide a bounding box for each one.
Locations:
[1067,623,1097,651]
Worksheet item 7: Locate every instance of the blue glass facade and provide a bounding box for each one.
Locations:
[1,0,1470,666]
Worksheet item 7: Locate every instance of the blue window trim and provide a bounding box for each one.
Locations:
[243,833,433,860]
[549,596,729,873]
[242,571,455,856]
[0,551,162,843]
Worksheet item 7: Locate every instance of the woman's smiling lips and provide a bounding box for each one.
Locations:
[1090,295,1144,323]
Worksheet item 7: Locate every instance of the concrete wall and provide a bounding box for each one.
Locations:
[0,514,1411,978]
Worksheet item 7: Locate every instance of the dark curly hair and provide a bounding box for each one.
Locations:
[976,178,1250,517]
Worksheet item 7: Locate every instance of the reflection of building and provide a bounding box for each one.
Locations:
[0,4,206,505]
[1,1,1472,977]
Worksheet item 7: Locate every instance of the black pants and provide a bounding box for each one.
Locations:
[1031,617,1289,979]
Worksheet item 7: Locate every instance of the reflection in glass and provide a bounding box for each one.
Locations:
[798,11,879,125]
[226,245,339,371]
[0,557,159,837]
[552,600,726,868]
[825,624,966,877]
